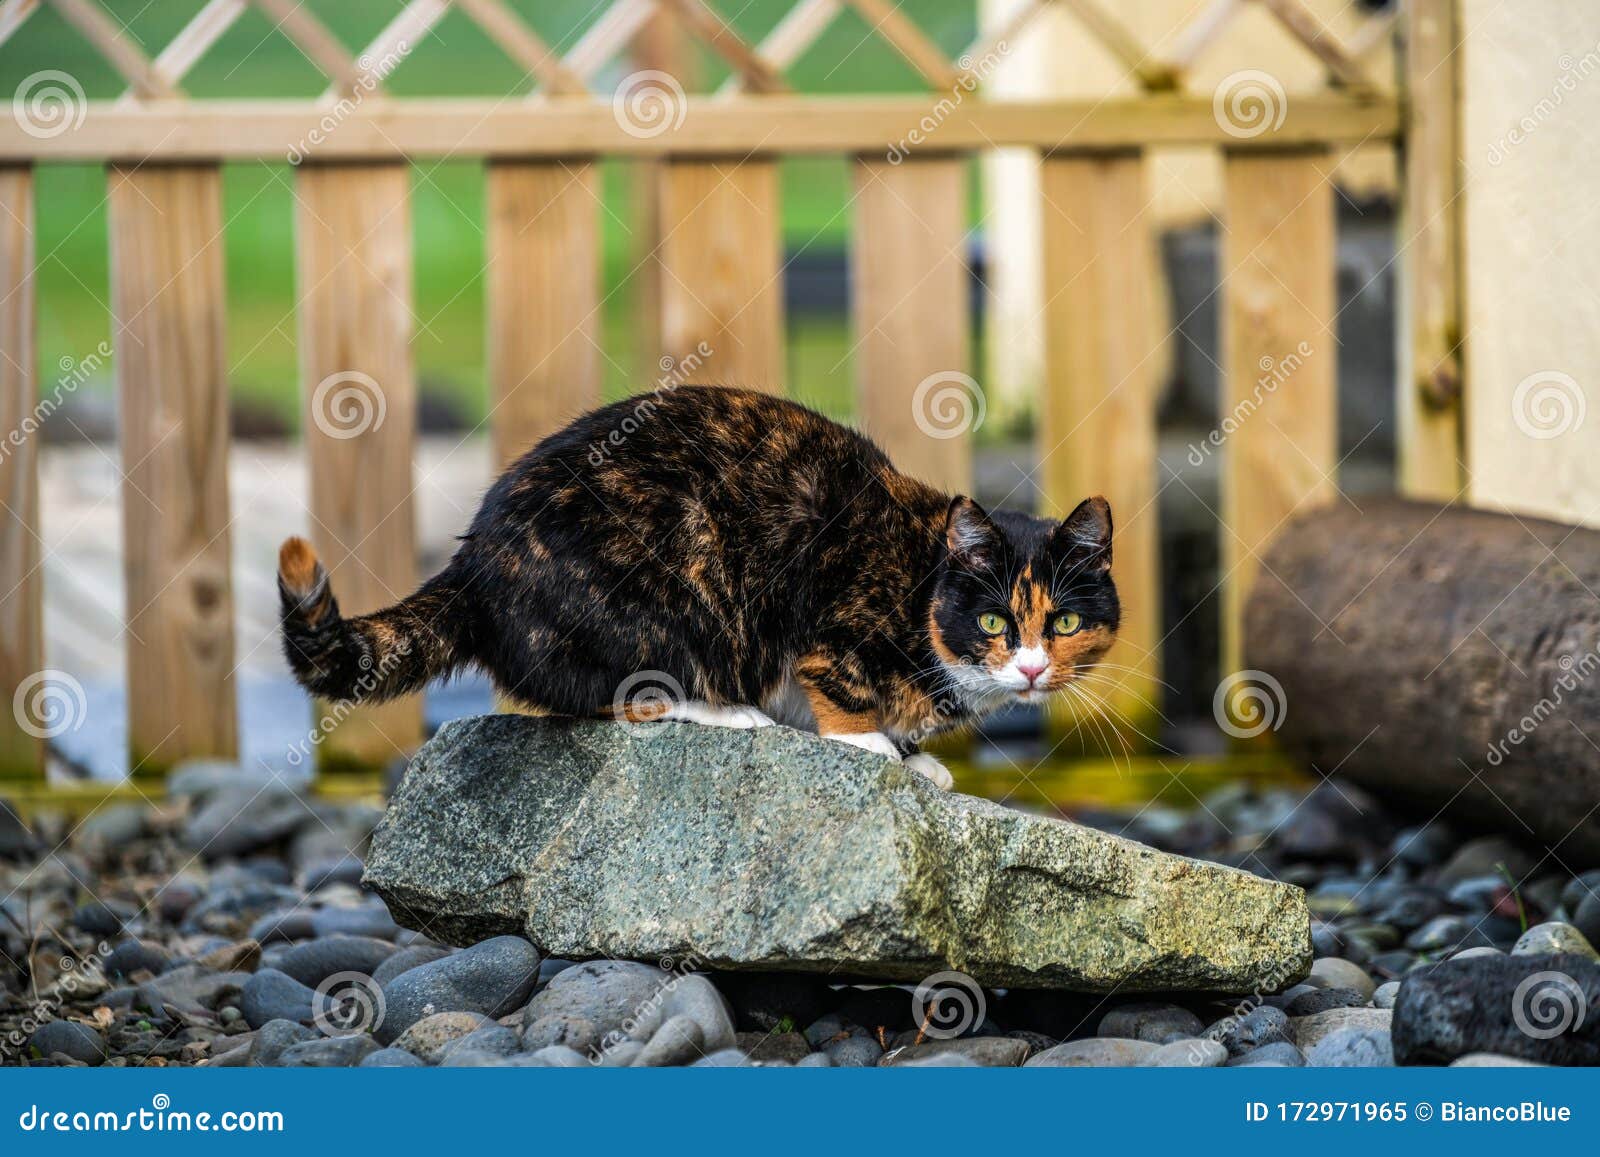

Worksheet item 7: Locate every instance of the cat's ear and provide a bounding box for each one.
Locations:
[945,496,1000,570]
[1053,495,1113,571]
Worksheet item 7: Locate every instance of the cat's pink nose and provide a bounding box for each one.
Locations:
[1017,661,1047,685]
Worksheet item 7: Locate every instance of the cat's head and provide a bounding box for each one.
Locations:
[928,495,1120,707]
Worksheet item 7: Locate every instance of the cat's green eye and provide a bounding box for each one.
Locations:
[1053,611,1084,636]
[978,612,1008,636]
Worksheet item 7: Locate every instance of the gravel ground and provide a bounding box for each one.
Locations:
[3,768,1596,1068]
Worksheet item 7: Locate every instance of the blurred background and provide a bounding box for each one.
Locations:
[1,0,1409,803]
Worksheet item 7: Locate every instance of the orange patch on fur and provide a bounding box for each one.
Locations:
[279,536,333,626]
[278,537,321,594]
[926,607,961,666]
[1010,565,1052,645]
[880,678,945,735]
[807,695,879,735]
[612,701,672,723]
[1043,624,1115,688]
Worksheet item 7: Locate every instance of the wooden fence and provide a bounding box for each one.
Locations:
[0,0,1445,792]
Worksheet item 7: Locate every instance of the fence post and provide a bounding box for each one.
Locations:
[657,159,784,389]
[294,163,421,771]
[629,9,700,384]
[1219,147,1337,681]
[0,166,40,780]
[107,164,238,776]
[1399,0,1463,499]
[1039,149,1163,743]
[851,155,971,493]
[485,160,602,469]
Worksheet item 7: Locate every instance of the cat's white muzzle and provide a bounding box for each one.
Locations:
[996,646,1051,696]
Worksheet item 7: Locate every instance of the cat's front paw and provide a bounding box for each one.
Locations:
[903,752,954,790]
[668,702,777,729]
[725,706,777,728]
[822,731,902,762]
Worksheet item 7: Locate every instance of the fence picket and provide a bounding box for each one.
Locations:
[1399,0,1463,500]
[294,163,422,769]
[657,160,784,391]
[486,161,601,468]
[1220,148,1337,677]
[851,155,970,493]
[107,164,237,774]
[0,166,39,779]
[1039,151,1163,737]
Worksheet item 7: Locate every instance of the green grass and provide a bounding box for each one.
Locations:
[6,0,983,429]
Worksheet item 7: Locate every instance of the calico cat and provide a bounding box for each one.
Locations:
[277,385,1119,788]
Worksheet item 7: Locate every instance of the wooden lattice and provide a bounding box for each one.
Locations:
[0,0,1399,101]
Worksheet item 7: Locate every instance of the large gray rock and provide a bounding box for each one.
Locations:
[365,716,1311,991]
[1392,955,1600,1065]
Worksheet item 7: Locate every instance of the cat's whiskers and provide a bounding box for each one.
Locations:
[936,658,1014,715]
[968,568,1014,610]
[1070,666,1173,712]
[1052,681,1129,765]
[1070,662,1181,695]
[1057,680,1138,767]
[1060,676,1166,757]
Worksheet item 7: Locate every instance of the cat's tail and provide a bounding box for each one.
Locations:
[277,536,472,703]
